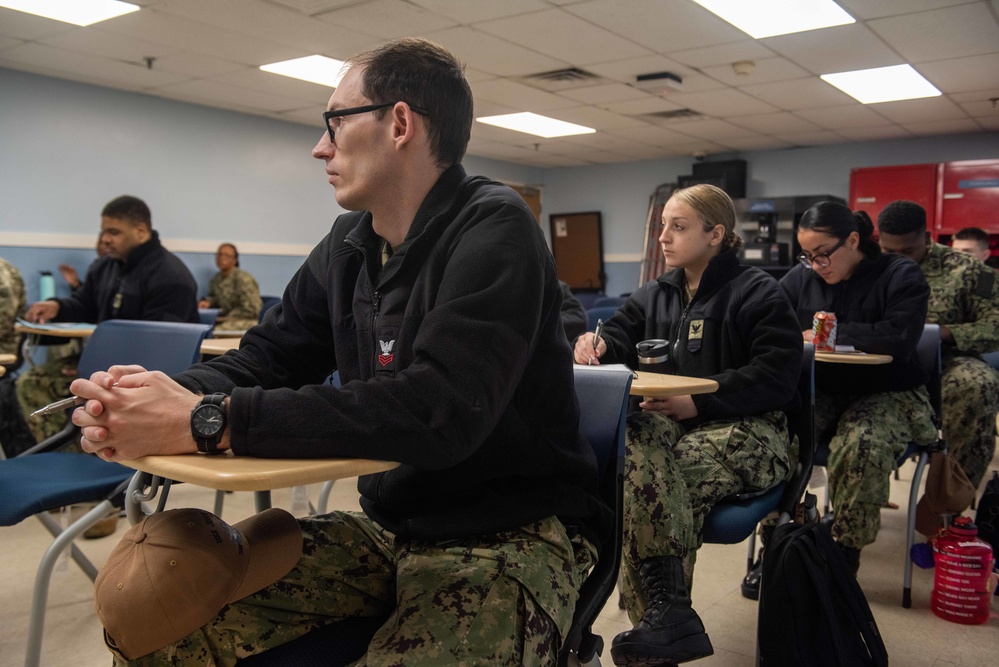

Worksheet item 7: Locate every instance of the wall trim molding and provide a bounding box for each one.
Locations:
[0,232,312,257]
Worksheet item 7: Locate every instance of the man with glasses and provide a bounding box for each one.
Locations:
[878,201,999,496]
[72,38,607,665]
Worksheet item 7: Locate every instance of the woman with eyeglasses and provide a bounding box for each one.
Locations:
[198,243,263,331]
[574,184,802,666]
[779,201,936,573]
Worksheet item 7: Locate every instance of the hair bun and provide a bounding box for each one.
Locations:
[853,210,874,238]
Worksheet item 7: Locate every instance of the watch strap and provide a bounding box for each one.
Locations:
[192,393,227,455]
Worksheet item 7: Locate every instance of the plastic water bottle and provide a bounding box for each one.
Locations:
[930,516,994,625]
[39,270,56,301]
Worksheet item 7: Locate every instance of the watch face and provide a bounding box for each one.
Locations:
[193,404,225,438]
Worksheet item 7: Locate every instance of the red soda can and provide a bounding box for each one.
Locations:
[812,311,837,352]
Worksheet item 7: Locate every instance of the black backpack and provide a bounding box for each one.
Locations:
[974,470,999,557]
[758,497,889,667]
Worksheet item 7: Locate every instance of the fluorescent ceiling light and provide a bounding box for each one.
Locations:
[692,0,854,38]
[260,55,346,88]
[821,65,941,104]
[0,0,138,26]
[476,113,595,138]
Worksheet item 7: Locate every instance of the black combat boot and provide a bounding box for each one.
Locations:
[611,556,714,667]
[741,547,764,600]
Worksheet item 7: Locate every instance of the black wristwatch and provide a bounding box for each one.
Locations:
[190,393,227,455]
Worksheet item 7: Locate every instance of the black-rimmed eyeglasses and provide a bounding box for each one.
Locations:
[797,237,847,269]
[322,102,429,143]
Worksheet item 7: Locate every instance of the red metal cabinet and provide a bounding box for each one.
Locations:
[937,160,999,234]
[850,163,938,234]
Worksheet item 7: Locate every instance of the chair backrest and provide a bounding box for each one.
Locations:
[586,306,618,331]
[915,324,942,425]
[573,292,604,311]
[259,296,281,323]
[77,320,212,378]
[198,308,221,327]
[561,365,633,664]
[593,296,627,308]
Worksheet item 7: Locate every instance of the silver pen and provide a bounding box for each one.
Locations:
[588,319,603,366]
[31,382,117,417]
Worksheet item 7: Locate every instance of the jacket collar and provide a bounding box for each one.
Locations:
[658,248,740,300]
[119,230,161,274]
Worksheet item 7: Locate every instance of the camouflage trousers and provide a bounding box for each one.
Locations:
[15,343,79,444]
[620,410,789,623]
[818,388,937,550]
[117,511,595,667]
[941,355,999,488]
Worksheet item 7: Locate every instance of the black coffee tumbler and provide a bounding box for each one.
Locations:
[636,339,670,374]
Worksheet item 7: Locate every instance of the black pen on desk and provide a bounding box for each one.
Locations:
[588,319,603,366]
[31,383,117,417]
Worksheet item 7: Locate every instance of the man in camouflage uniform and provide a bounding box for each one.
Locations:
[198,243,263,331]
[73,38,607,666]
[0,256,26,356]
[879,201,999,490]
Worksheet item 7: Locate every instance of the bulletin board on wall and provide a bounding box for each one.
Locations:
[549,211,605,292]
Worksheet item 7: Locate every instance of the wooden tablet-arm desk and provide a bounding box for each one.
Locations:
[120,454,398,524]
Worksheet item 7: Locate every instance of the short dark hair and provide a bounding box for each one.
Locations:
[799,201,880,257]
[877,200,926,236]
[349,38,473,169]
[953,227,990,248]
[218,242,239,267]
[102,195,151,228]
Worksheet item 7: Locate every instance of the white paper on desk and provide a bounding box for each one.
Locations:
[16,318,96,332]
[833,345,860,353]
[573,363,633,373]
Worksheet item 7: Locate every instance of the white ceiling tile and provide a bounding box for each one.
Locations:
[557,83,648,104]
[0,42,188,90]
[722,136,795,151]
[836,0,970,21]
[868,3,999,62]
[156,0,380,57]
[739,78,856,110]
[547,105,649,131]
[976,116,999,131]
[153,77,313,111]
[795,105,893,129]
[316,0,457,39]
[662,118,761,140]
[214,68,333,105]
[608,125,703,147]
[763,23,904,74]
[472,78,579,111]
[669,39,776,69]
[0,7,77,41]
[0,36,25,52]
[661,140,729,158]
[902,118,986,137]
[835,125,915,142]
[470,100,520,118]
[475,8,650,65]
[601,96,685,116]
[956,96,999,118]
[144,52,248,79]
[565,0,745,53]
[91,8,293,64]
[664,88,779,117]
[731,112,822,135]
[423,25,567,76]
[780,130,849,146]
[917,54,999,94]
[700,57,810,87]
[871,97,970,124]
[410,0,550,23]
[38,26,181,63]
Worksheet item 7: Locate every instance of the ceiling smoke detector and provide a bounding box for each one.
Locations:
[732,61,755,77]
[633,71,684,94]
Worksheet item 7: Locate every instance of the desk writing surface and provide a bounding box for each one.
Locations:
[0,353,15,365]
[211,329,248,338]
[15,321,96,338]
[121,454,399,492]
[200,337,242,356]
[814,351,892,365]
[630,371,719,398]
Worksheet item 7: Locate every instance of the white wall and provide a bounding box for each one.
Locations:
[2,67,996,299]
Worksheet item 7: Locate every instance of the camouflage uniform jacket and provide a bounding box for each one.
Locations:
[921,241,999,357]
[0,257,26,355]
[205,268,263,329]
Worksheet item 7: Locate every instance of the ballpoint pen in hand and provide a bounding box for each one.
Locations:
[588,319,603,366]
[31,383,117,417]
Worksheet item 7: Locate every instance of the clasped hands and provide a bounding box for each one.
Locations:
[71,365,201,462]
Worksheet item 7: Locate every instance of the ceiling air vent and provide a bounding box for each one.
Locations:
[521,67,605,92]
[643,109,704,121]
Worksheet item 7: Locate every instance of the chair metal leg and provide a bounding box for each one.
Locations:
[318,480,336,515]
[36,512,99,581]
[746,531,757,574]
[26,501,114,667]
[903,451,930,608]
[214,490,226,517]
[254,491,272,512]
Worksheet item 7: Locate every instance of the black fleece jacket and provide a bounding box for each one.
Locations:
[53,231,198,324]
[175,165,609,544]
[780,253,930,394]
[597,250,802,423]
